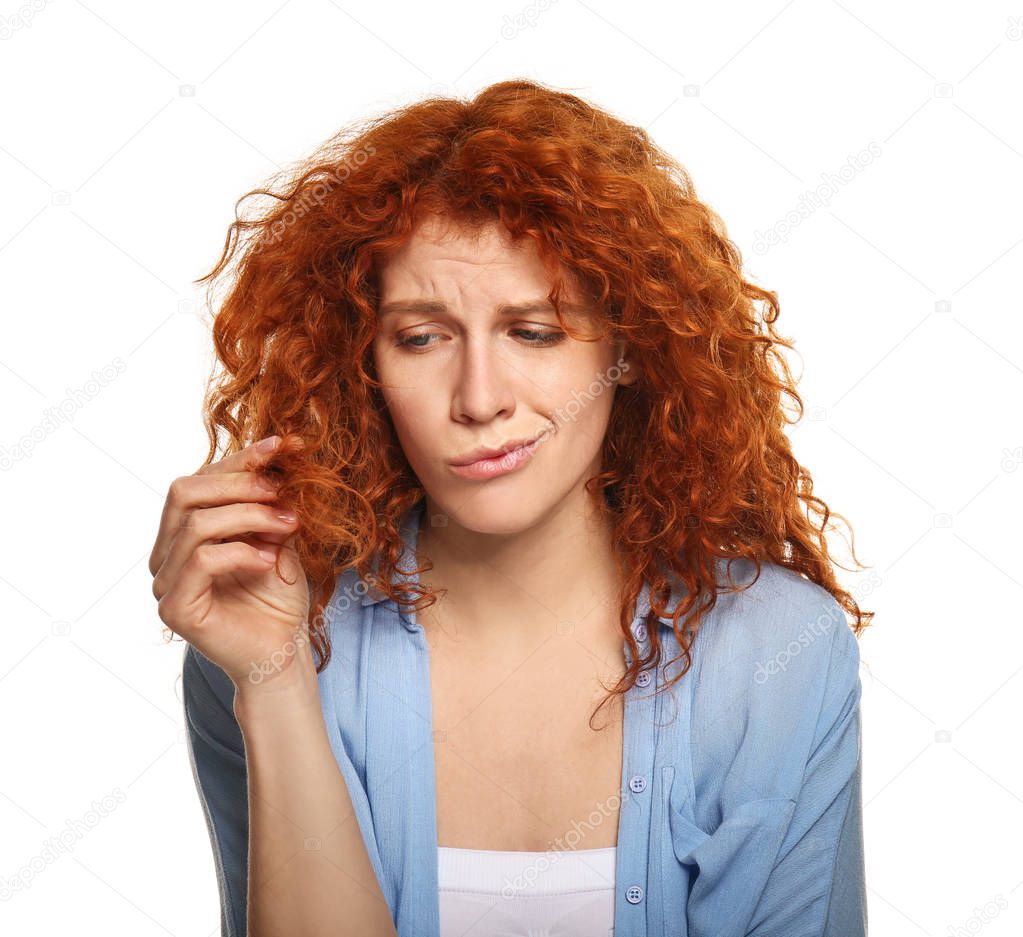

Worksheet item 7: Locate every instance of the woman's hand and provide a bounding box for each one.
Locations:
[151,434,312,693]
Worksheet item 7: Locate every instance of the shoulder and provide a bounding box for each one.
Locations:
[313,567,385,712]
[318,567,377,663]
[688,558,858,692]
[683,559,861,807]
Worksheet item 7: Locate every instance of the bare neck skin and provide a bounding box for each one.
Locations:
[414,490,628,659]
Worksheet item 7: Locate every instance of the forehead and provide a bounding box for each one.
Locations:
[386,214,521,261]
[377,215,566,296]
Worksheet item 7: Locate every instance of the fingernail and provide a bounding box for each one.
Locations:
[257,435,279,453]
[276,510,297,523]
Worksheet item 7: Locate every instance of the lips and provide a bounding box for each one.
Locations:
[447,435,544,480]
[449,430,547,467]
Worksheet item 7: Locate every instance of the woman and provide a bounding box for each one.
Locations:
[153,78,873,937]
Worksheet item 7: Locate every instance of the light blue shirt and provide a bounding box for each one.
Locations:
[182,499,867,936]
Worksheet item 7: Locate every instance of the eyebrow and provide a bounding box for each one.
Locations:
[377,299,590,318]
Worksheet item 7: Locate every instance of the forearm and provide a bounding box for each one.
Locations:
[235,661,397,937]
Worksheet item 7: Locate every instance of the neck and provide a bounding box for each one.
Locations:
[415,493,625,650]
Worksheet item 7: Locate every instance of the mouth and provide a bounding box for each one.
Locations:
[448,428,551,480]
[449,429,549,467]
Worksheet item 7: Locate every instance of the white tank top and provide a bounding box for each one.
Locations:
[437,845,617,937]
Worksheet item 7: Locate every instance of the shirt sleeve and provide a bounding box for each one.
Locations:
[746,611,867,936]
[681,590,868,937]
[181,642,249,937]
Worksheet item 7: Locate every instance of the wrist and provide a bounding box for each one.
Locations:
[233,646,322,729]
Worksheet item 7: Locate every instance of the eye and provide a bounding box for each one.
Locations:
[511,328,565,346]
[394,332,436,349]
[393,327,566,351]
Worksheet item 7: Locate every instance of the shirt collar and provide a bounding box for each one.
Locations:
[359,500,425,610]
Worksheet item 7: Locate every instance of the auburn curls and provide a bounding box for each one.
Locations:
[192,78,874,720]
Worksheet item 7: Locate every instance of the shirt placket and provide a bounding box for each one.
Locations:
[614,590,659,936]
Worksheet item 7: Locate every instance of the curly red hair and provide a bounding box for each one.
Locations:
[192,78,873,715]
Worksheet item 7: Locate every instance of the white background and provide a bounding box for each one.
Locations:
[2,0,1022,934]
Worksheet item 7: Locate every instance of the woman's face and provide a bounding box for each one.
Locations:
[372,214,636,535]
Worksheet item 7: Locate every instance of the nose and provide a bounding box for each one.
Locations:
[449,334,518,425]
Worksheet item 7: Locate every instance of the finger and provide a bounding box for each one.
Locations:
[157,540,280,641]
[232,529,302,567]
[196,434,305,479]
[150,469,286,576]
[232,526,296,560]
[152,501,299,601]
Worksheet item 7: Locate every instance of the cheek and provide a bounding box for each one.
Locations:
[537,375,615,465]
[566,387,615,447]
[384,386,424,435]
[373,347,420,423]
[548,353,617,426]
[379,382,444,465]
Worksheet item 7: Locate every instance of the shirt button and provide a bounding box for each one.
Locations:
[633,623,648,642]
[635,670,652,687]
[629,775,647,793]
[626,884,644,904]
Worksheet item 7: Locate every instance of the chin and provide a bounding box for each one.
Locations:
[425,483,556,537]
